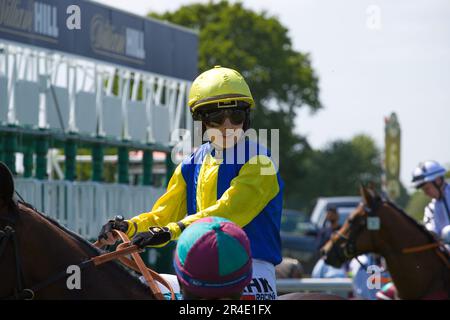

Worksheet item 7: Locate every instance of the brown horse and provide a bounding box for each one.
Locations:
[0,164,154,299]
[321,186,450,300]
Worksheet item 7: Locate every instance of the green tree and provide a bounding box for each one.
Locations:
[394,182,411,209]
[150,1,321,112]
[405,191,429,222]
[288,134,383,211]
[149,0,322,204]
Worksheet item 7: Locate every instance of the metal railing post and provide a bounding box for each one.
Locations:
[35,132,48,180]
[143,149,153,186]
[92,142,104,182]
[23,137,34,178]
[118,146,129,184]
[64,135,77,181]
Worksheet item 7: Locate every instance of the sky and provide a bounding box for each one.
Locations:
[94,0,450,190]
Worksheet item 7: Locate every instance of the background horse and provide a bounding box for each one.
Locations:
[321,186,450,300]
[0,163,154,299]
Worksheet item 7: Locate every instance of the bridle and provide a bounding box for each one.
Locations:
[0,221,34,299]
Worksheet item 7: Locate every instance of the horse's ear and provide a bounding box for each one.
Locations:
[371,188,383,203]
[360,184,374,206]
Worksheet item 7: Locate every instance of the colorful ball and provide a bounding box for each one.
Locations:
[174,217,252,299]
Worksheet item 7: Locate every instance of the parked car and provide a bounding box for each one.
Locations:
[280,197,361,275]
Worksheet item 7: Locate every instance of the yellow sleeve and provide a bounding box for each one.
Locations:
[125,163,187,238]
[169,155,280,240]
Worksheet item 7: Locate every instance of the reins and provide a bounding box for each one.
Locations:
[93,230,175,300]
[401,242,450,269]
[382,202,450,270]
[402,242,440,254]
[0,222,175,300]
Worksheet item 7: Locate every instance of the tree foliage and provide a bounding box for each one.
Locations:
[150,1,388,211]
[150,1,321,114]
[286,135,384,211]
[149,1,321,204]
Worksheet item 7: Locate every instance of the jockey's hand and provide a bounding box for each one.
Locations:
[131,226,172,248]
[98,215,129,245]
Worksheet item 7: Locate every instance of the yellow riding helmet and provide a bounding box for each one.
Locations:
[188,66,255,112]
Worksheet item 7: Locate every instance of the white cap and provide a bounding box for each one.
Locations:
[411,160,447,188]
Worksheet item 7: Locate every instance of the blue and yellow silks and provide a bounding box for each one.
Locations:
[126,138,284,265]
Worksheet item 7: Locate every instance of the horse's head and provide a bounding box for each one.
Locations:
[321,186,384,267]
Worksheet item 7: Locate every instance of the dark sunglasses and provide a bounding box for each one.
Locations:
[195,109,248,127]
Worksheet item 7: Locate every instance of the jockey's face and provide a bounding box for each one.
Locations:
[205,117,244,149]
[421,181,441,199]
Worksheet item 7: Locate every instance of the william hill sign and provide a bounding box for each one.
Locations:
[0,0,198,80]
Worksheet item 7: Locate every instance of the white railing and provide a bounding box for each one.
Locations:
[15,178,165,240]
[276,278,353,297]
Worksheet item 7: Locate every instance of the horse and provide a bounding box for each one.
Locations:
[321,186,450,300]
[0,163,156,299]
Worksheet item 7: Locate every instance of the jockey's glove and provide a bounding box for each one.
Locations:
[131,226,172,248]
[98,215,129,241]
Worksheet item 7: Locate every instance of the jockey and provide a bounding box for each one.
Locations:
[173,217,252,299]
[411,160,450,239]
[98,66,284,300]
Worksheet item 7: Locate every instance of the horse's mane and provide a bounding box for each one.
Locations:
[385,200,438,244]
[15,200,152,292]
[386,200,450,261]
[18,200,103,255]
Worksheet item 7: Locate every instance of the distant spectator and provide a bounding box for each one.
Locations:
[276,257,304,279]
[311,257,348,278]
[316,207,340,250]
